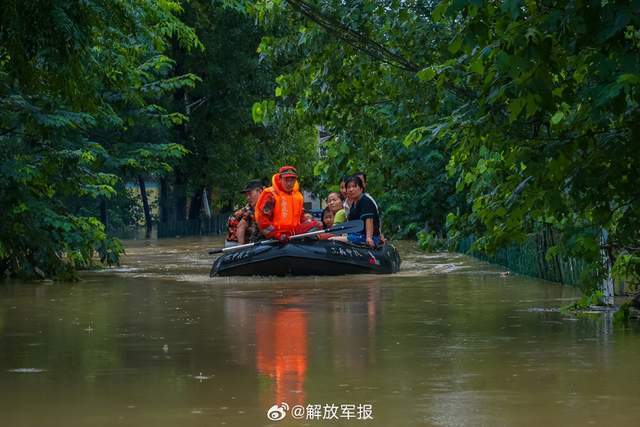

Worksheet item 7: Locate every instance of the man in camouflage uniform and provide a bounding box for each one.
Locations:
[225,179,263,247]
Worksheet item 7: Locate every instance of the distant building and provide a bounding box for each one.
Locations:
[303,191,322,212]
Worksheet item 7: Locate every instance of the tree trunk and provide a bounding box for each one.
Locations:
[138,176,153,239]
[599,229,615,306]
[174,168,187,221]
[188,188,203,220]
[202,188,212,218]
[548,227,564,284]
[99,198,108,231]
[171,68,190,222]
[159,177,169,224]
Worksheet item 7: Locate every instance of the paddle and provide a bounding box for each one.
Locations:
[208,219,363,255]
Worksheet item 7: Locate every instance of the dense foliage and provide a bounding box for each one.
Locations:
[159,0,320,218]
[0,0,323,279]
[2,0,639,292]
[0,0,199,278]
[247,0,463,236]
[244,0,640,291]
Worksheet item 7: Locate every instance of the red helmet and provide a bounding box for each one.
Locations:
[278,165,298,178]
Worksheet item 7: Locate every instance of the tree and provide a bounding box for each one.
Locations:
[0,0,199,278]
[160,0,320,221]
[245,0,460,236]
[243,0,640,292]
[423,0,640,294]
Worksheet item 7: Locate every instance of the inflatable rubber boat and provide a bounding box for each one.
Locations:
[210,240,401,276]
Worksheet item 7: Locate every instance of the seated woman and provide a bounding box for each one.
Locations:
[326,192,347,225]
[330,176,381,247]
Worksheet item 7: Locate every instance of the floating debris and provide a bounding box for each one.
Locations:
[527,307,561,313]
[193,372,212,381]
[8,368,47,373]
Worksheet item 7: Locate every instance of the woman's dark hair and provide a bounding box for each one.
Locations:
[339,175,349,184]
[353,171,367,184]
[345,175,364,190]
[321,207,333,225]
[328,191,344,202]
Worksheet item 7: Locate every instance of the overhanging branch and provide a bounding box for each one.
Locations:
[287,0,420,72]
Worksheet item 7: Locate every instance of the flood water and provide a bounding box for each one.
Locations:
[1,237,639,426]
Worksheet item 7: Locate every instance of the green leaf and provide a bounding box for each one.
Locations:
[448,36,463,54]
[550,111,564,125]
[477,159,487,173]
[469,57,484,75]
[403,127,427,147]
[464,172,476,184]
[525,94,538,117]
[617,73,640,86]
[251,102,264,124]
[501,0,522,20]
[417,67,436,82]
[432,1,450,21]
[509,97,526,122]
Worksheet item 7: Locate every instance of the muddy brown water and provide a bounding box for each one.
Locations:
[1,237,639,426]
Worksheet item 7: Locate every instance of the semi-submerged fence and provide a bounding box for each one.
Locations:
[157,212,230,239]
[108,212,231,240]
[457,230,588,286]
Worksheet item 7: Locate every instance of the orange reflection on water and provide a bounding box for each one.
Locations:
[256,299,307,406]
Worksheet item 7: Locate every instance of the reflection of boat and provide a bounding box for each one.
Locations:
[210,240,401,276]
[256,303,307,406]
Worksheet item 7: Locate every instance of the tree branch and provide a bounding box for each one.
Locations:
[287,0,420,72]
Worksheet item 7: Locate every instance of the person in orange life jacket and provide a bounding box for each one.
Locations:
[255,166,322,241]
[330,175,381,247]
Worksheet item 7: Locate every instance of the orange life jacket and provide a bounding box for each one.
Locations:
[255,174,304,235]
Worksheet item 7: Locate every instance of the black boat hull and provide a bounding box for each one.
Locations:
[210,240,401,276]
